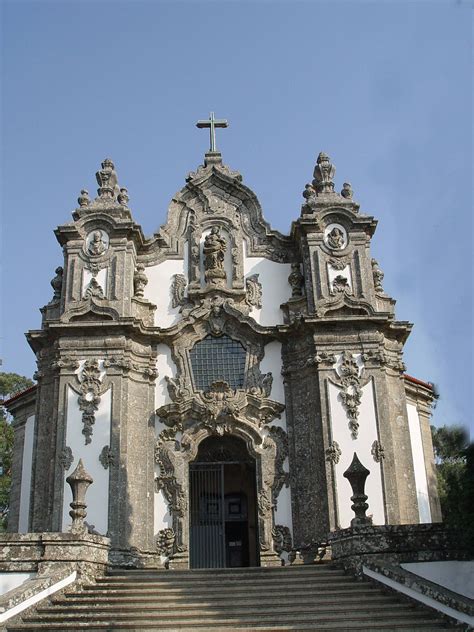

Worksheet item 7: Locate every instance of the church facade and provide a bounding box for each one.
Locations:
[6,129,441,569]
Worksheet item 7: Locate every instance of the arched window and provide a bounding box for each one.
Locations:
[189,335,246,390]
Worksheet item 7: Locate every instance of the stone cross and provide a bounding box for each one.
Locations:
[196,112,228,152]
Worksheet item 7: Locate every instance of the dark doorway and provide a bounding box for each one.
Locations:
[189,436,259,569]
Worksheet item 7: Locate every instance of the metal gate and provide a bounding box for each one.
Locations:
[189,463,226,569]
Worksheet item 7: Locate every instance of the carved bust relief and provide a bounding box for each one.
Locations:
[324,223,347,251]
[86,229,109,257]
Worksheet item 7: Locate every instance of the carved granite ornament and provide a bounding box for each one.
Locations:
[78,189,91,207]
[246,366,273,398]
[171,274,187,308]
[302,183,318,213]
[84,277,104,299]
[325,441,342,464]
[52,355,80,371]
[156,527,175,557]
[99,445,115,469]
[87,230,108,257]
[371,440,385,463]
[288,263,304,298]
[245,274,262,309]
[117,187,129,207]
[326,227,345,250]
[165,374,191,403]
[335,351,365,440]
[202,381,239,434]
[59,446,74,470]
[133,263,148,298]
[371,258,385,293]
[50,266,63,302]
[268,425,290,505]
[96,158,119,199]
[77,359,102,444]
[329,257,349,271]
[343,452,372,527]
[66,459,93,535]
[272,525,292,555]
[341,182,353,199]
[312,152,336,194]
[203,226,226,285]
[331,275,351,295]
[154,442,187,517]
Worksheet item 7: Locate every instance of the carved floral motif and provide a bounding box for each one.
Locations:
[84,277,104,299]
[245,274,262,309]
[154,442,187,517]
[329,257,349,271]
[99,445,115,469]
[77,359,103,445]
[59,446,74,470]
[325,441,342,464]
[331,275,351,295]
[371,440,385,463]
[333,352,369,440]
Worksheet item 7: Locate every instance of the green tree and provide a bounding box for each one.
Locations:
[431,424,473,553]
[0,372,34,530]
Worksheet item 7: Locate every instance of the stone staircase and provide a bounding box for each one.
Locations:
[7,564,457,631]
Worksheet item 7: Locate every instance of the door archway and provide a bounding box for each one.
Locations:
[189,435,258,569]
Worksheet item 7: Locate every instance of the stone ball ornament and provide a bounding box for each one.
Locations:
[86,229,109,257]
[324,223,347,251]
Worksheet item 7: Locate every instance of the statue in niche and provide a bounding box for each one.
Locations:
[50,266,63,302]
[326,227,345,250]
[203,226,227,284]
[88,231,108,257]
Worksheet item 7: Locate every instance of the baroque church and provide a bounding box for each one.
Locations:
[6,115,441,572]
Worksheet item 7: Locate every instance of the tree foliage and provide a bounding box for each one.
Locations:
[0,372,34,530]
[431,424,473,553]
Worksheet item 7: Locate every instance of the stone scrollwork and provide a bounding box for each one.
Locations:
[171,274,187,308]
[77,359,103,445]
[332,352,369,440]
[268,425,290,505]
[246,366,273,398]
[272,525,292,556]
[245,274,262,309]
[325,441,342,464]
[84,277,104,299]
[154,442,187,518]
[156,528,175,557]
[165,375,191,403]
[330,275,351,295]
[329,257,349,271]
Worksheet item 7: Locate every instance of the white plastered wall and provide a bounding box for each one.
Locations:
[144,257,187,328]
[260,341,293,542]
[154,344,176,533]
[406,402,432,523]
[18,415,35,533]
[243,242,292,326]
[328,355,385,528]
[62,374,111,535]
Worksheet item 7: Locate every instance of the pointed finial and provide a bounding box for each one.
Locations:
[66,458,93,534]
[78,189,91,207]
[343,452,372,527]
[341,182,353,199]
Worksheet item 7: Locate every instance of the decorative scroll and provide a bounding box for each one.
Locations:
[78,359,102,445]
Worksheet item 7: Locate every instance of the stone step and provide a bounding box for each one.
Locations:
[36,600,417,617]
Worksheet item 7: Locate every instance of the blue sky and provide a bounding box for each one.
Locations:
[1,1,472,435]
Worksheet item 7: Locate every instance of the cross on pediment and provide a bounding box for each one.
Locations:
[196,112,228,153]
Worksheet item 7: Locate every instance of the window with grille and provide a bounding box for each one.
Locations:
[190,335,246,391]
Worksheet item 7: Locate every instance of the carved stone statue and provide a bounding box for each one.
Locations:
[341,182,353,199]
[50,266,63,302]
[326,227,345,250]
[88,231,107,257]
[288,263,304,298]
[312,152,335,194]
[96,158,119,199]
[372,258,385,293]
[117,187,129,207]
[203,226,226,284]
[133,264,148,298]
[78,189,90,207]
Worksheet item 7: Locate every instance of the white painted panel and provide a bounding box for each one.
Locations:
[82,268,107,297]
[328,376,385,528]
[155,344,176,410]
[402,561,474,600]
[407,402,432,523]
[0,572,34,597]
[62,386,111,534]
[18,415,35,533]
[243,242,292,326]
[144,259,186,328]
[327,263,352,293]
